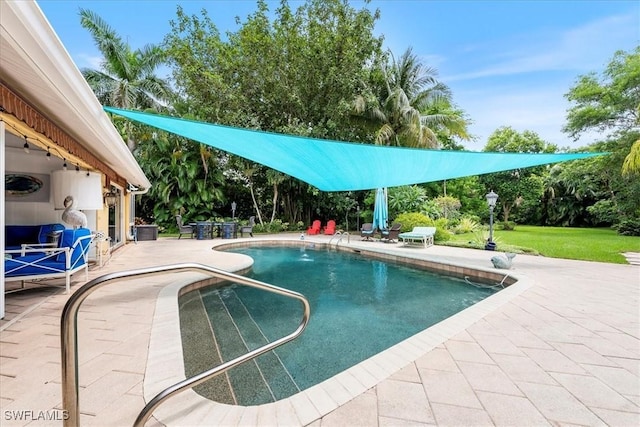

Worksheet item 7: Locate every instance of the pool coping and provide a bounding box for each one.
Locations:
[144,239,533,426]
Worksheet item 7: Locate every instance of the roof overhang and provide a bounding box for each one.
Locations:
[0,0,150,190]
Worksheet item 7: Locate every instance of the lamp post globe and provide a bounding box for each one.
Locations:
[485,190,498,251]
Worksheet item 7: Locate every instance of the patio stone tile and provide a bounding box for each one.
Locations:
[377,379,435,424]
[465,318,504,337]
[500,327,554,350]
[319,378,353,408]
[551,342,620,367]
[449,330,474,342]
[605,356,640,376]
[378,415,433,426]
[430,402,494,426]
[476,391,550,426]
[319,390,377,427]
[471,332,524,356]
[578,336,638,359]
[581,364,640,397]
[520,347,587,375]
[550,372,638,412]
[237,405,259,426]
[590,407,640,426]
[389,362,421,383]
[217,405,244,426]
[563,315,624,334]
[273,400,301,426]
[333,371,367,398]
[490,353,557,385]
[418,368,482,409]
[445,340,493,365]
[305,384,339,416]
[79,371,143,416]
[516,381,606,426]
[483,311,528,332]
[414,348,459,373]
[1,381,63,419]
[288,389,322,426]
[77,353,139,387]
[457,361,523,396]
[81,391,145,427]
[502,303,546,328]
[595,331,640,352]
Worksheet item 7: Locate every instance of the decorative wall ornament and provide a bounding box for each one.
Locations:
[5,172,50,202]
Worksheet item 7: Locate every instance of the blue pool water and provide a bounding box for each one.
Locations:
[179,246,496,405]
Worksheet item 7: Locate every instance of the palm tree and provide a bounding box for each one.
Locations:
[79,8,172,150]
[354,47,469,149]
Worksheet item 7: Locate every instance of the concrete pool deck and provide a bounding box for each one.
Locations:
[1,233,638,426]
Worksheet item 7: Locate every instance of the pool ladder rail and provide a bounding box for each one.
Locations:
[60,263,311,427]
[328,230,350,247]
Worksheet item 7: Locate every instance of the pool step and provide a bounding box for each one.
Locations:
[201,289,273,405]
[221,288,300,401]
[178,292,235,405]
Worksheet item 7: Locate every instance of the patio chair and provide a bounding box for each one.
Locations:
[323,220,336,235]
[399,226,436,248]
[307,220,321,235]
[380,223,402,243]
[241,216,255,237]
[175,215,194,239]
[360,223,374,241]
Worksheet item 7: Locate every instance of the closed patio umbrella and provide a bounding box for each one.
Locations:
[372,187,388,232]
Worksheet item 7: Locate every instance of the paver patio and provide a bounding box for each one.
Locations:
[1,233,638,426]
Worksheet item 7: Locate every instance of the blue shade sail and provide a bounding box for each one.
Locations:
[104,107,606,192]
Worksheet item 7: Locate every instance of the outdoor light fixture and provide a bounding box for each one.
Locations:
[104,191,117,208]
[46,147,51,160]
[23,136,29,154]
[51,170,103,210]
[63,159,67,170]
[485,190,498,251]
[75,163,80,172]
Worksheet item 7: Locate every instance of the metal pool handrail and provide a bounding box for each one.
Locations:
[60,263,311,427]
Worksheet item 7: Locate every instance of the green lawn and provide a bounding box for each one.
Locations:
[447,225,640,264]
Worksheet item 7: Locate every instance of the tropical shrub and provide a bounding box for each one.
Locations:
[420,199,441,219]
[453,217,480,234]
[388,185,427,218]
[615,219,640,236]
[394,212,432,232]
[433,218,451,242]
[433,196,462,220]
[496,221,516,231]
[471,228,502,246]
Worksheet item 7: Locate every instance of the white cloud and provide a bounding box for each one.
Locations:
[454,84,601,151]
[446,11,638,82]
[76,53,103,70]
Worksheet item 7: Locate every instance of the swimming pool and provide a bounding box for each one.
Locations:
[179,245,497,406]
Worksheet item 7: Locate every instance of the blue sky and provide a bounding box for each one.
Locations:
[38,0,639,151]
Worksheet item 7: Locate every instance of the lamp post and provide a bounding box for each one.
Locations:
[485,190,498,251]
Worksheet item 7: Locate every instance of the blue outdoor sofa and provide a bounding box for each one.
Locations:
[4,228,94,293]
[5,223,66,251]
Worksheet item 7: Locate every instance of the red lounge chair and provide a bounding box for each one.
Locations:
[323,220,336,235]
[307,220,321,235]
